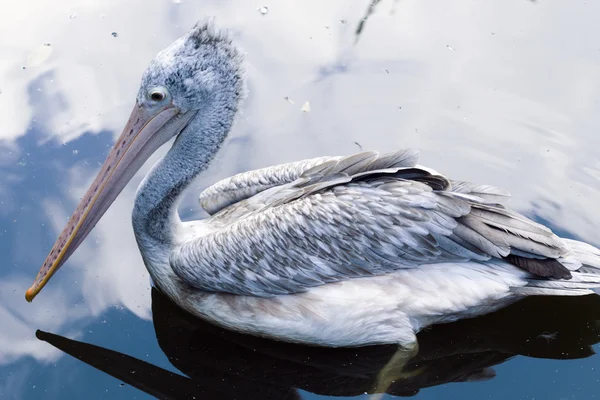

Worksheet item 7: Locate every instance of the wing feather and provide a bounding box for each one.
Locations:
[199,149,421,215]
[173,151,571,297]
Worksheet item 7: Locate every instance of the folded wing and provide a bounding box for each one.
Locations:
[173,151,571,297]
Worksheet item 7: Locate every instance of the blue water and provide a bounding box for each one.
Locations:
[2,0,600,398]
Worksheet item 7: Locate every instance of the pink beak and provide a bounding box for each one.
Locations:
[26,101,196,302]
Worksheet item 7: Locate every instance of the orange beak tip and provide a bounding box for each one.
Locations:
[25,287,37,302]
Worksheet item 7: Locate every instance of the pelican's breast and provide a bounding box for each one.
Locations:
[171,262,527,347]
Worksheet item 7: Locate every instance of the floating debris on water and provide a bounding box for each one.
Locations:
[258,6,269,15]
[26,45,53,67]
[538,331,558,342]
[301,101,311,112]
[111,32,118,38]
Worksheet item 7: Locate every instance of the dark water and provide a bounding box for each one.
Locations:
[2,1,600,399]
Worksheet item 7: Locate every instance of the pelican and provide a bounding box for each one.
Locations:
[26,22,600,352]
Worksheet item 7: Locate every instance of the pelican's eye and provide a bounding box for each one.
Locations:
[148,87,169,103]
[150,91,164,101]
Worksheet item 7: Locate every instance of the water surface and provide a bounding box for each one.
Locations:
[1,1,600,399]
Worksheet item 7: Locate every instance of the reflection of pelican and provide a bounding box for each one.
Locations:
[37,288,600,399]
[26,21,600,349]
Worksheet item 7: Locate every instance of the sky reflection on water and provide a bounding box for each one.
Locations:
[1,0,600,398]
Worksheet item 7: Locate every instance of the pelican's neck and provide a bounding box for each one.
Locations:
[132,101,235,247]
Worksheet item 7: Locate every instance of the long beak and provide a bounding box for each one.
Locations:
[26,101,197,302]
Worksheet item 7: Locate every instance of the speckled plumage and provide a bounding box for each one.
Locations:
[199,155,343,214]
[169,150,591,297]
[128,21,600,347]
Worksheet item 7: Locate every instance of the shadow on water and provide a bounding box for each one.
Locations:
[37,287,600,399]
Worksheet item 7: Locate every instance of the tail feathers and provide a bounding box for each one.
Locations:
[513,287,594,296]
[562,238,600,272]
[525,274,600,289]
[516,239,600,296]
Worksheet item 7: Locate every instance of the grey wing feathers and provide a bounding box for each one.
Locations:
[198,149,421,215]
[450,181,511,204]
[199,155,342,214]
[173,150,575,297]
[300,149,420,177]
[262,150,429,208]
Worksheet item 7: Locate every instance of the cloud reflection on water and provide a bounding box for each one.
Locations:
[1,1,600,398]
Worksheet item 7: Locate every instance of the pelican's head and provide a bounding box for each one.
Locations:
[138,20,245,115]
[25,21,244,302]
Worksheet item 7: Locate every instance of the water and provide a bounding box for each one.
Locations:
[1,1,599,399]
